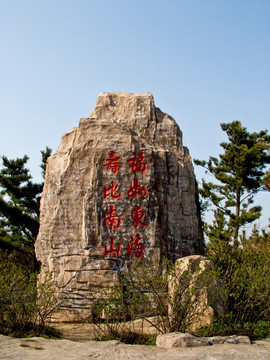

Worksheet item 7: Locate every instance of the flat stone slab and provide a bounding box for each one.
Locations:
[1,334,270,360]
[156,332,251,349]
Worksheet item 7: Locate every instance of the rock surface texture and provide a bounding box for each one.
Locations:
[35,92,204,321]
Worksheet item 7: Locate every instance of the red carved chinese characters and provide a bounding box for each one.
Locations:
[104,236,121,256]
[127,234,145,259]
[131,205,148,229]
[103,151,123,175]
[127,178,148,198]
[104,180,122,199]
[127,152,147,173]
[104,205,122,230]
[103,150,149,258]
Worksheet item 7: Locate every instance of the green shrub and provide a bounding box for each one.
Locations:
[196,320,269,340]
[242,321,269,340]
[195,320,233,337]
[205,228,270,340]
[94,332,157,345]
[90,258,212,342]
[91,227,270,343]
[0,258,61,337]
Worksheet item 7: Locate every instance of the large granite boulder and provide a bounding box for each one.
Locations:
[35,92,204,321]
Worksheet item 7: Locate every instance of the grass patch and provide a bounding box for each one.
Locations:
[195,320,270,341]
[94,331,157,345]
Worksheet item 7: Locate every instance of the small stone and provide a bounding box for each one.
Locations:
[236,336,251,344]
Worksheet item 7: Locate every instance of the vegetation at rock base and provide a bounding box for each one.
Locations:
[200,225,270,340]
[90,228,270,342]
[195,320,269,341]
[90,258,211,342]
[0,259,61,337]
[94,332,157,345]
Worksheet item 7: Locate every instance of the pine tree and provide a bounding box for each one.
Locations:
[0,148,52,270]
[194,121,270,248]
[263,170,270,191]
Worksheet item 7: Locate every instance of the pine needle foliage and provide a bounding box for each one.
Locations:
[0,147,52,270]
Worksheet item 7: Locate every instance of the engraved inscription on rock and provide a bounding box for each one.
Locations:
[35,92,204,321]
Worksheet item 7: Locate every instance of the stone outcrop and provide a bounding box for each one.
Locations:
[168,255,225,331]
[156,332,251,349]
[35,92,204,321]
[156,332,212,348]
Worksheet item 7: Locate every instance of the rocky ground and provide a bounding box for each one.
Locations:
[1,331,270,360]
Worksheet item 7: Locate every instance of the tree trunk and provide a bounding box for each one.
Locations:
[233,190,240,248]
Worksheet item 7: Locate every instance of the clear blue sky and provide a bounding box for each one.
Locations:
[1,0,269,230]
